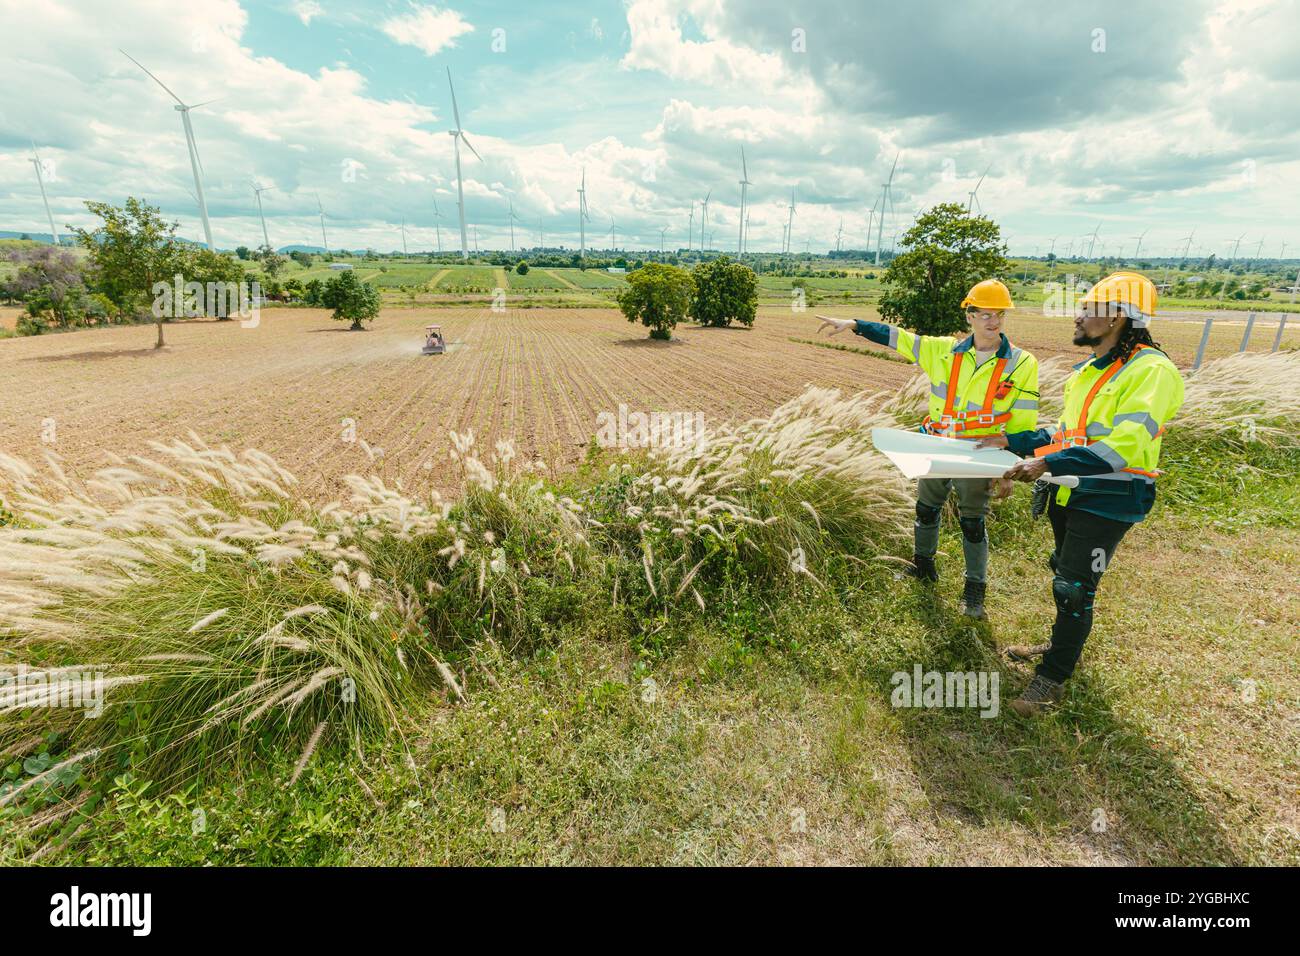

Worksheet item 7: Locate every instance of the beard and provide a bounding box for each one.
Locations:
[1073,328,1104,347]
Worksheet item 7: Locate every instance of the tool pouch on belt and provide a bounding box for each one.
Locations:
[1030,479,1052,520]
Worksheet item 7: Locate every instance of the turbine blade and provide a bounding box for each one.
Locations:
[460,133,483,163]
[447,68,462,130]
[120,49,185,106]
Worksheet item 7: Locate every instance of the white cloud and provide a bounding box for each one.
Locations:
[380,4,474,57]
[291,0,322,26]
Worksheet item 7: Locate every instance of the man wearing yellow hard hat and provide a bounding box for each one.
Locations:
[818,278,1040,619]
[983,271,1185,716]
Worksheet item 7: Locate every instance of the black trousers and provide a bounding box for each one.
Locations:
[1039,499,1133,683]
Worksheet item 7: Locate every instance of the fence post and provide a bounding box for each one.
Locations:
[1239,311,1256,352]
[1193,316,1214,370]
[1274,314,1288,352]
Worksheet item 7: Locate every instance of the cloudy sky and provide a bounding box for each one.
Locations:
[1,0,1297,258]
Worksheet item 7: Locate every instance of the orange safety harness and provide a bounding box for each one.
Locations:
[1033,345,1162,478]
[921,352,1011,437]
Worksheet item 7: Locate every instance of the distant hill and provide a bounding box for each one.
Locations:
[277,244,327,254]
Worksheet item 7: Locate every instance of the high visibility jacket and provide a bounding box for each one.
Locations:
[1007,344,1185,523]
[853,321,1039,438]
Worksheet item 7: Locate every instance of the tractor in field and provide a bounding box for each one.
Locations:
[422,324,446,355]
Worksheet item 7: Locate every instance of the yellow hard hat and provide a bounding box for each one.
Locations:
[1080,271,1157,326]
[961,279,1013,311]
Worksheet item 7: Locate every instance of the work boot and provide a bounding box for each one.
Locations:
[960,579,986,619]
[1006,641,1051,662]
[1008,674,1064,717]
[904,554,938,583]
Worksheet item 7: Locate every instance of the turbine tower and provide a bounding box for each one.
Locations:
[29,143,59,245]
[432,199,445,254]
[1226,232,1246,269]
[400,216,408,256]
[737,145,752,254]
[314,192,328,255]
[660,225,668,253]
[508,199,521,252]
[577,167,590,258]
[966,164,990,214]
[1132,228,1149,260]
[700,190,712,250]
[874,152,899,266]
[445,68,482,260]
[251,182,274,250]
[609,218,616,252]
[687,201,694,252]
[121,50,216,250]
[784,189,797,255]
[1086,222,1101,261]
[835,217,844,253]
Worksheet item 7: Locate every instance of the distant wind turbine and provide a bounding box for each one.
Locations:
[737,145,752,254]
[835,217,844,253]
[967,164,990,215]
[577,167,590,258]
[29,142,59,245]
[121,49,216,250]
[508,199,521,252]
[875,153,899,266]
[251,182,274,250]
[1132,228,1149,259]
[445,68,482,260]
[401,216,408,256]
[432,199,444,254]
[700,190,712,250]
[660,225,668,253]
[314,192,329,254]
[784,189,797,254]
[687,201,695,252]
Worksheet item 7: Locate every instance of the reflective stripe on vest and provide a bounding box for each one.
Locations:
[921,354,1012,437]
[1034,345,1161,475]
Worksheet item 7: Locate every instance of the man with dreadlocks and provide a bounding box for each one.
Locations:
[979,272,1185,716]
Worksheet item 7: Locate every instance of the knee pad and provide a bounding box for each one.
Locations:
[1051,575,1092,618]
[915,501,941,527]
[958,516,986,543]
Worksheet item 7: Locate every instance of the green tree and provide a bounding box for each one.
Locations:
[615,262,692,340]
[258,245,287,278]
[690,255,758,328]
[235,246,251,260]
[515,260,530,275]
[877,203,1010,335]
[72,197,184,348]
[322,269,381,330]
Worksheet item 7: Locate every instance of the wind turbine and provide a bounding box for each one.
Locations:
[121,50,216,250]
[966,164,990,214]
[314,192,329,254]
[687,201,695,252]
[1086,222,1101,261]
[445,68,481,260]
[432,199,444,254]
[577,167,590,258]
[835,217,844,253]
[700,190,712,250]
[737,145,752,254]
[400,216,408,256]
[1226,232,1246,269]
[784,189,797,255]
[1131,228,1149,260]
[660,226,668,253]
[29,143,59,245]
[875,152,899,266]
[251,182,274,250]
[864,196,878,259]
[609,218,616,252]
[508,199,521,252]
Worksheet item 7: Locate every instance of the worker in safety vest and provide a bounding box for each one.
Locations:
[817,279,1039,619]
[983,272,1185,716]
